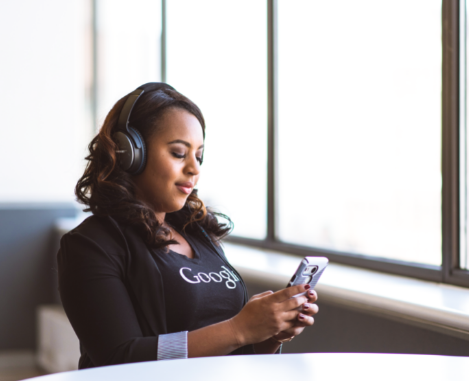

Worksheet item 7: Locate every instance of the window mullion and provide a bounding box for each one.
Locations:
[442,0,461,283]
[267,0,278,242]
[161,0,167,83]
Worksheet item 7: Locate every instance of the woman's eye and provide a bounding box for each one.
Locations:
[172,152,202,164]
[172,152,185,159]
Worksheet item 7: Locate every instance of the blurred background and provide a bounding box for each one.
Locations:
[1,0,469,379]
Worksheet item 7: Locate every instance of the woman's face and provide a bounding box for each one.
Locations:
[133,108,204,218]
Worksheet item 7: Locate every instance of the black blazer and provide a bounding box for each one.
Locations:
[57,215,252,369]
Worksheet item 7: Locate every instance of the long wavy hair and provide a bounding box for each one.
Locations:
[75,85,232,249]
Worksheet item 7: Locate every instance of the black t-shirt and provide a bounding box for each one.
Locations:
[153,227,245,333]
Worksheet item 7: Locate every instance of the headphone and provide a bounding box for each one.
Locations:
[114,82,176,175]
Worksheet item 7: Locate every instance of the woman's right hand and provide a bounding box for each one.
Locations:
[229,284,311,346]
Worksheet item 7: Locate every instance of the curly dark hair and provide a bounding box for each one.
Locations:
[75,84,232,249]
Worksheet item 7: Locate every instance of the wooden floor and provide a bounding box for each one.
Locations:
[0,366,47,381]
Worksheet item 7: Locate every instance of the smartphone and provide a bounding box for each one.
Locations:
[287,256,328,298]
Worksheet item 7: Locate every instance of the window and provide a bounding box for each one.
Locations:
[166,0,268,239]
[96,0,162,128]
[225,0,469,287]
[277,0,442,266]
[89,0,469,287]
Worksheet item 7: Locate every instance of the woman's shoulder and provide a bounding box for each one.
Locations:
[65,214,122,241]
[68,214,124,238]
[57,214,162,287]
[59,215,132,260]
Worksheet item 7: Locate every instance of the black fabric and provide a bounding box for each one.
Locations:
[154,227,245,333]
[57,215,254,370]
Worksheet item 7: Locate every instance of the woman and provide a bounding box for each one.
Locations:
[58,82,319,369]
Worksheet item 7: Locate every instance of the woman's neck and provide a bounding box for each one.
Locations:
[155,212,166,225]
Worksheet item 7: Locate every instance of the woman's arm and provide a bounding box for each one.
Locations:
[58,232,161,366]
[187,285,311,357]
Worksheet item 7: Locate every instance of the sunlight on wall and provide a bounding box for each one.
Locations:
[0,0,93,203]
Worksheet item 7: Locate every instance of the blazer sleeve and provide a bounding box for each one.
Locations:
[57,230,159,366]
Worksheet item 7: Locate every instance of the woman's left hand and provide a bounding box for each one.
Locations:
[271,289,319,342]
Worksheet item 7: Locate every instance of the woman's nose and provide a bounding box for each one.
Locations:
[186,155,201,176]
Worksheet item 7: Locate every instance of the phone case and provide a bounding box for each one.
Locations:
[287,256,329,292]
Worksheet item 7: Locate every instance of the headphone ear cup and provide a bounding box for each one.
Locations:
[129,127,147,175]
[115,131,135,172]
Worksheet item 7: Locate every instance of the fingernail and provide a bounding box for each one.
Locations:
[299,313,306,320]
[308,290,315,296]
[304,285,311,290]
[303,303,309,310]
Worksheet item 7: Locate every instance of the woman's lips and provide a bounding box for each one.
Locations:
[176,183,193,195]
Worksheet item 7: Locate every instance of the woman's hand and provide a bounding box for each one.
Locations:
[229,284,311,346]
[271,289,319,342]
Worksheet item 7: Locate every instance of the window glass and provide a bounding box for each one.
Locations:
[166,0,268,239]
[96,0,162,128]
[277,0,442,265]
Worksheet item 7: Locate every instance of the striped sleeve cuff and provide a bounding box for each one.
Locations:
[157,331,188,361]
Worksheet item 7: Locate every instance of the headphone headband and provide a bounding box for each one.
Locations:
[117,82,176,134]
[116,89,145,135]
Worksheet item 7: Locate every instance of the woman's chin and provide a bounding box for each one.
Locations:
[166,199,189,214]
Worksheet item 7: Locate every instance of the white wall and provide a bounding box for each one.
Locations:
[0,0,93,202]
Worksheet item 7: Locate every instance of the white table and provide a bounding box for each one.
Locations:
[22,353,469,381]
